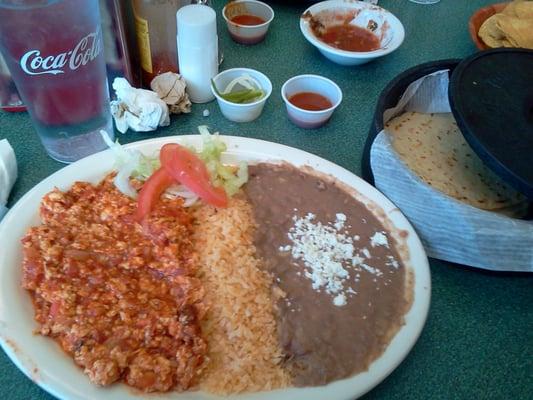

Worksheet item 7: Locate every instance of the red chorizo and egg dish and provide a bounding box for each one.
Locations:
[21,128,413,394]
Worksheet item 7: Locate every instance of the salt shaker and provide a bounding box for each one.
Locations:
[176,5,218,103]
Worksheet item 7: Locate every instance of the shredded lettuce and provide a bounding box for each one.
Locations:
[100,127,248,204]
[196,126,248,196]
[131,153,160,180]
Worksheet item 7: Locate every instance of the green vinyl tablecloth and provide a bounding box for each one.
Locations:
[0,1,531,399]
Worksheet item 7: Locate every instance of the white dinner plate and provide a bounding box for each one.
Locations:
[0,136,431,400]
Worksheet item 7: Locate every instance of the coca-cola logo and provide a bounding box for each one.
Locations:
[19,29,102,76]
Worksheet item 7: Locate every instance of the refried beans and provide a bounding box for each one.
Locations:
[245,163,411,386]
[21,175,206,392]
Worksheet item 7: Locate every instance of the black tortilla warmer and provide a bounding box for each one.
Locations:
[363,50,533,201]
[448,48,533,200]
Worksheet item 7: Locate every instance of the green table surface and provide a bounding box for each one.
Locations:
[1,1,532,399]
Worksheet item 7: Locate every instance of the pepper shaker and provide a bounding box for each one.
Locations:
[176,4,218,103]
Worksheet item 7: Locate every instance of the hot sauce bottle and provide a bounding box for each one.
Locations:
[132,0,181,87]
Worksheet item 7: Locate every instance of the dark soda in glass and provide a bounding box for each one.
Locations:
[0,0,114,163]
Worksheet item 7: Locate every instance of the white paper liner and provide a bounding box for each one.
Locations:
[370,70,533,272]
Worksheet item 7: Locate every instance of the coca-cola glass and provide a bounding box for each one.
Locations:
[0,0,114,163]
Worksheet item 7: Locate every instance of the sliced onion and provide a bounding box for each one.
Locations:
[165,184,198,198]
[163,184,200,207]
[222,74,262,94]
[183,196,199,207]
[113,151,140,198]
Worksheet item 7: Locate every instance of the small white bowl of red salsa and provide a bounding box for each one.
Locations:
[281,74,342,129]
[300,0,405,66]
[223,0,274,45]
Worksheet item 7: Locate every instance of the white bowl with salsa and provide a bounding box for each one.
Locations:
[300,0,405,66]
[223,0,275,45]
[281,74,342,129]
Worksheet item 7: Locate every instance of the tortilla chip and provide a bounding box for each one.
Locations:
[497,15,533,48]
[502,0,533,19]
[385,112,526,211]
[479,14,511,48]
[479,0,533,49]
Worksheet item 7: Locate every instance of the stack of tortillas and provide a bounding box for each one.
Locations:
[384,112,526,215]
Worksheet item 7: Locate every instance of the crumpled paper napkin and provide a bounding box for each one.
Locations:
[0,139,18,221]
[150,72,192,115]
[110,77,170,134]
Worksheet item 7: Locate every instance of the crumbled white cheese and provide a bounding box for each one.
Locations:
[202,109,210,117]
[281,212,381,307]
[333,293,347,306]
[361,263,383,277]
[351,255,365,266]
[346,287,357,295]
[361,247,371,259]
[336,213,346,222]
[334,213,347,230]
[370,231,389,248]
[386,255,400,269]
[287,213,353,297]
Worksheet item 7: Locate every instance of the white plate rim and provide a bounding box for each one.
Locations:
[0,135,431,400]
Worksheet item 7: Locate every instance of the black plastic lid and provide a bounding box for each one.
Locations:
[449,48,533,199]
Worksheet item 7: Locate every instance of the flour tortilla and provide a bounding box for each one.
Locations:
[385,112,525,211]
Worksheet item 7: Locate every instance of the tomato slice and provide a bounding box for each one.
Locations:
[160,143,228,208]
[136,167,175,221]
[159,144,185,172]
